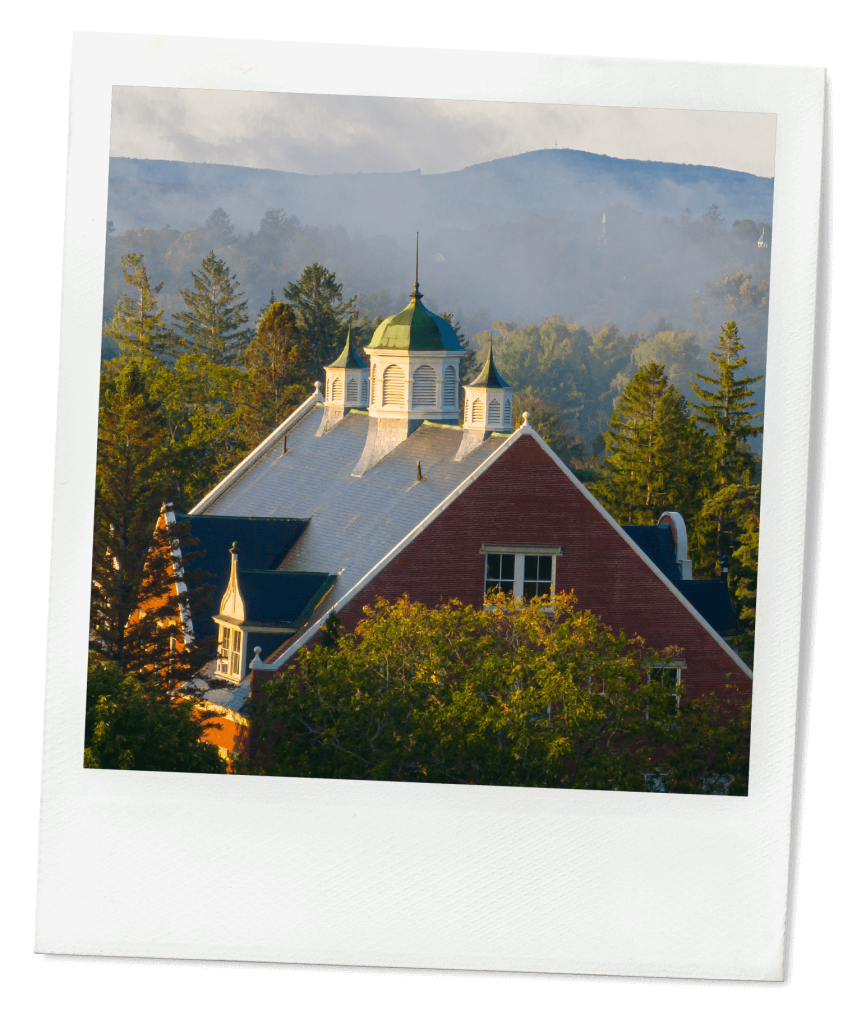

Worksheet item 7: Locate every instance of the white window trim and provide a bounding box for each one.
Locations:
[480,545,561,602]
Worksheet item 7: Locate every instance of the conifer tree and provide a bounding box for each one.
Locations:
[173,251,253,365]
[689,321,763,564]
[104,254,179,361]
[283,262,354,370]
[440,311,478,385]
[595,361,706,525]
[237,301,311,445]
[90,361,211,680]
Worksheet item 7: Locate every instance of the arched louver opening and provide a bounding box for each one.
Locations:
[331,377,343,402]
[488,398,501,425]
[346,376,359,402]
[383,364,404,406]
[412,364,437,407]
[443,365,457,407]
[504,396,512,425]
[471,397,484,424]
[361,377,369,405]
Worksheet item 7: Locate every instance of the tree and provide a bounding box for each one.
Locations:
[283,262,354,370]
[689,322,763,565]
[513,392,584,467]
[173,251,253,364]
[84,658,227,773]
[237,301,312,445]
[104,253,179,361]
[440,311,478,385]
[90,361,212,679]
[254,592,749,793]
[594,361,706,526]
[204,206,235,241]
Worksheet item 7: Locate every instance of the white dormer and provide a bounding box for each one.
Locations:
[461,344,514,433]
[323,328,370,410]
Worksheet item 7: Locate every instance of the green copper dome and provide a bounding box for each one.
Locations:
[468,344,513,389]
[326,327,365,369]
[367,283,464,352]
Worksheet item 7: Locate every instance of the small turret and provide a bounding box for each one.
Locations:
[317,327,370,436]
[455,343,514,460]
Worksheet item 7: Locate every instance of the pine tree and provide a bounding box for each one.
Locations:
[689,321,763,564]
[283,263,354,370]
[237,301,311,445]
[595,361,706,525]
[104,254,179,361]
[173,251,253,365]
[90,361,211,681]
[440,311,478,385]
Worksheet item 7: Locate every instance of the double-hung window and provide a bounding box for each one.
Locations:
[481,545,560,602]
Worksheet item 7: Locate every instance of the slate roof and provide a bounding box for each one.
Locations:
[236,569,337,627]
[192,404,509,612]
[621,525,681,581]
[173,513,308,636]
[621,524,739,636]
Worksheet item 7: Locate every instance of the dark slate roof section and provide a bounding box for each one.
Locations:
[237,570,337,628]
[469,345,513,389]
[621,525,681,581]
[673,580,740,637]
[326,328,365,369]
[174,514,310,636]
[204,681,250,714]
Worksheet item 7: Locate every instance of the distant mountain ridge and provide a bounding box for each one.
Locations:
[108,149,774,236]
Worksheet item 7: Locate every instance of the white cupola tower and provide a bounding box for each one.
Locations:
[352,239,464,475]
[455,343,514,460]
[317,327,370,435]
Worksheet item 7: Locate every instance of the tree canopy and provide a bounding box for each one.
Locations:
[173,250,253,364]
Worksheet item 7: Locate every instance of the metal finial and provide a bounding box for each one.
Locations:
[315,380,322,392]
[415,231,419,284]
[231,541,238,553]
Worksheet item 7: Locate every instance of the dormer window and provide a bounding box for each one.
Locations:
[481,545,560,602]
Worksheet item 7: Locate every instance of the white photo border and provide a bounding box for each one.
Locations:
[36,32,825,980]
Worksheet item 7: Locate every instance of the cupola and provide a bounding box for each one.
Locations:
[352,240,464,475]
[318,327,370,435]
[455,343,514,460]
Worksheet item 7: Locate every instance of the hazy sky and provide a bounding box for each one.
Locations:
[110,87,776,178]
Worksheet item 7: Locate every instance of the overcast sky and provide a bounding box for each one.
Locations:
[110,87,776,178]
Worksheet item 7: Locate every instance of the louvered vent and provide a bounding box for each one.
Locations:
[412,365,437,407]
[371,366,377,405]
[488,398,501,425]
[443,366,457,407]
[331,377,343,402]
[361,377,369,405]
[504,397,512,425]
[346,376,359,402]
[383,365,404,406]
[471,398,484,424]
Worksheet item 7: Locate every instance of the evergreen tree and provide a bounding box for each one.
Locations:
[173,251,253,365]
[283,262,354,370]
[104,253,178,361]
[440,311,478,384]
[237,301,311,445]
[689,322,763,564]
[594,361,706,525]
[90,361,211,680]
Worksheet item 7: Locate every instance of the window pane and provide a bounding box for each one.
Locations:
[537,581,551,598]
[500,580,514,595]
[524,555,538,580]
[501,554,515,580]
[486,553,500,579]
[537,555,552,581]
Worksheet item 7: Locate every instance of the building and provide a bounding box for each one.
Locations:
[166,275,748,762]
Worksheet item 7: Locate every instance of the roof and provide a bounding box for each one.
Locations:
[326,327,365,369]
[673,580,740,637]
[173,514,309,636]
[191,404,509,612]
[621,525,681,581]
[236,569,337,627]
[367,284,463,352]
[469,344,513,389]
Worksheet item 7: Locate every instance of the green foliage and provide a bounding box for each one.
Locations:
[104,253,179,361]
[440,311,478,385]
[594,361,707,526]
[173,250,253,364]
[513,392,584,467]
[237,301,311,445]
[91,359,217,677]
[84,658,227,773]
[256,593,749,792]
[283,262,354,370]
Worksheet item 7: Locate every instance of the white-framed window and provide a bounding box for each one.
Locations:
[217,624,245,680]
[648,662,686,710]
[481,545,561,602]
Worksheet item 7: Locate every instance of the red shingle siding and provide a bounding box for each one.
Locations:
[337,434,751,702]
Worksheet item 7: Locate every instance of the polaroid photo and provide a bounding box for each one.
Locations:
[36,32,825,979]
